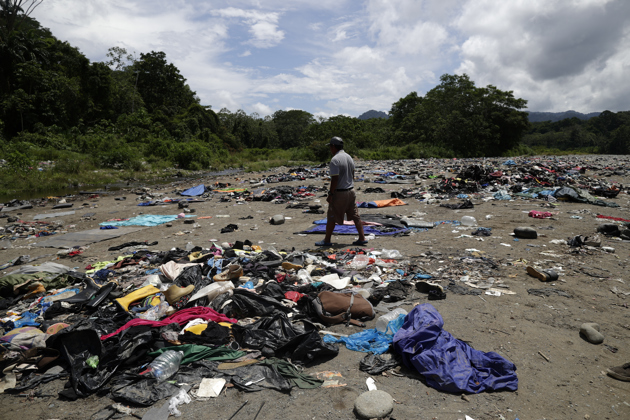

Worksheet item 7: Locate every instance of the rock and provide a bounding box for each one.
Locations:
[514,226,537,239]
[354,390,394,419]
[270,214,285,225]
[596,223,620,235]
[580,322,604,344]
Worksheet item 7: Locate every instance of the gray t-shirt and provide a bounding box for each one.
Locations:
[329,150,355,189]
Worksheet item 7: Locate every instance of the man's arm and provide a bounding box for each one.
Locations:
[327,175,339,203]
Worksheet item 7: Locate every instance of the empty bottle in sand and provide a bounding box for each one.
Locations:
[148,350,184,381]
[375,308,408,333]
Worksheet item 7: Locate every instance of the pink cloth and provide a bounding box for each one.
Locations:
[528,210,553,219]
[100,307,237,341]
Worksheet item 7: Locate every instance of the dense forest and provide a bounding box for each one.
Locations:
[1,1,629,196]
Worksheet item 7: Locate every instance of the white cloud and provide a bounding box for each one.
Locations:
[211,7,285,48]
[251,102,273,116]
[31,0,630,117]
[455,0,630,111]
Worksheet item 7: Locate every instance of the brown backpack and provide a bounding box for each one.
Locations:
[313,291,375,326]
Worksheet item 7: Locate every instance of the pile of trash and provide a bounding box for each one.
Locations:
[0,239,520,412]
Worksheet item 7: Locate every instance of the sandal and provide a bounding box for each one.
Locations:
[315,240,333,247]
[526,266,559,282]
[352,240,369,246]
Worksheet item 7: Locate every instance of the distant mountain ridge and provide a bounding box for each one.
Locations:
[527,110,601,123]
[358,110,388,120]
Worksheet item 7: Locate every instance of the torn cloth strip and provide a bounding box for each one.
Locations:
[100,307,237,341]
[393,303,518,394]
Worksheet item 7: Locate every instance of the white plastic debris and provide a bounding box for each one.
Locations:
[366,377,377,391]
[168,388,191,417]
[197,378,226,398]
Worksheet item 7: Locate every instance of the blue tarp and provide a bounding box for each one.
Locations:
[299,224,407,236]
[393,304,518,394]
[324,315,406,354]
[357,202,378,208]
[181,184,205,196]
[503,160,517,166]
[99,214,189,227]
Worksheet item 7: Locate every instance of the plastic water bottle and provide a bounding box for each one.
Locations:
[148,350,184,381]
[461,216,477,226]
[375,308,408,333]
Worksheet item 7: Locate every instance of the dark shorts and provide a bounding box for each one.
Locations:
[327,190,361,225]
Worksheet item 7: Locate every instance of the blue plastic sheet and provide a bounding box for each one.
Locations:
[493,192,512,200]
[99,215,187,227]
[393,304,518,394]
[503,160,517,165]
[324,315,405,354]
[300,224,407,236]
[181,184,205,196]
[357,202,378,208]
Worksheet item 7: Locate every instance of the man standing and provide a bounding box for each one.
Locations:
[316,136,368,247]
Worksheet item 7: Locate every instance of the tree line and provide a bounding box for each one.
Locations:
[1,1,628,177]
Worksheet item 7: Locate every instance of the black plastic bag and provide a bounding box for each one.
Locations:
[359,352,399,375]
[110,372,181,406]
[224,288,289,318]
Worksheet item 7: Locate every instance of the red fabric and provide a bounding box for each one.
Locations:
[100,307,236,341]
[597,215,630,223]
[284,291,305,302]
[529,210,553,219]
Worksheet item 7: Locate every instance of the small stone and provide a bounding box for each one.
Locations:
[580,322,604,344]
[165,223,172,227]
[270,214,285,225]
[354,390,394,419]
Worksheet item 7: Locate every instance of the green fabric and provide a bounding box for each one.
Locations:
[148,344,245,364]
[0,272,70,298]
[261,358,323,389]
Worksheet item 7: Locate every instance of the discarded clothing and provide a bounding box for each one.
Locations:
[100,307,237,341]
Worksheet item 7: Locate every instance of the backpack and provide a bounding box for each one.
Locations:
[313,291,375,326]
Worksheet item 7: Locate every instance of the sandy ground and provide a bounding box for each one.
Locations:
[1,158,630,420]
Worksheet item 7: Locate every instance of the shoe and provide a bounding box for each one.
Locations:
[526,266,559,282]
[61,277,101,304]
[164,284,195,305]
[87,281,117,308]
[315,240,333,247]
[607,363,630,381]
[282,262,303,271]
[115,285,161,311]
[352,240,369,246]
[22,282,45,300]
[416,281,444,294]
[213,264,243,281]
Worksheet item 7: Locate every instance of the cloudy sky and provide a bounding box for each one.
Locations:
[32,0,630,118]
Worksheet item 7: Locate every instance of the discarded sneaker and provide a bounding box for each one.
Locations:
[352,240,369,246]
[213,264,243,281]
[584,235,602,247]
[580,322,604,344]
[526,266,559,282]
[607,363,630,381]
[415,281,444,294]
[282,262,303,271]
[164,284,195,305]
